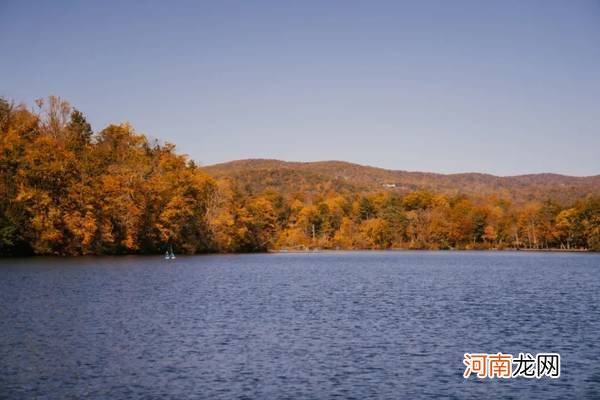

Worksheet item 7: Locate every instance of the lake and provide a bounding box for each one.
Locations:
[1,251,599,399]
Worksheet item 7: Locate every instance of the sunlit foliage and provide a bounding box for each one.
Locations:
[1,96,598,255]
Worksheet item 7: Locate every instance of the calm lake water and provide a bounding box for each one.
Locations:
[1,251,599,399]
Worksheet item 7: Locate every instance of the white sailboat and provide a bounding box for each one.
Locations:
[165,245,176,260]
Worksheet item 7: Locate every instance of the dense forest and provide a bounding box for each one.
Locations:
[1,96,599,255]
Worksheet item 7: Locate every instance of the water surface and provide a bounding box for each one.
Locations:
[1,251,599,399]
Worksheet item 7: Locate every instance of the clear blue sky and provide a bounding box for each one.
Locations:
[1,0,599,176]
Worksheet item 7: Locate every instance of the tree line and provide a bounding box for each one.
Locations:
[1,96,598,255]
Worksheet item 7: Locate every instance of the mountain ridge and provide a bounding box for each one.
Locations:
[202,159,600,203]
[204,158,599,179]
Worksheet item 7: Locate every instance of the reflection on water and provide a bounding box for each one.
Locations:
[1,251,599,399]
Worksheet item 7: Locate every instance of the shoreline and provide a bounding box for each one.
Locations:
[270,248,593,254]
[1,248,595,259]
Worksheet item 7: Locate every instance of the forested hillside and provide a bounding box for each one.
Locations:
[205,159,600,204]
[1,96,599,255]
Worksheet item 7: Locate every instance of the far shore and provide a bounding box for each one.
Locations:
[1,248,597,258]
[269,248,593,254]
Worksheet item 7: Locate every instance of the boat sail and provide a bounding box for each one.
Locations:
[165,245,176,260]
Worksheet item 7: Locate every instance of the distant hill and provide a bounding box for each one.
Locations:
[203,159,600,203]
